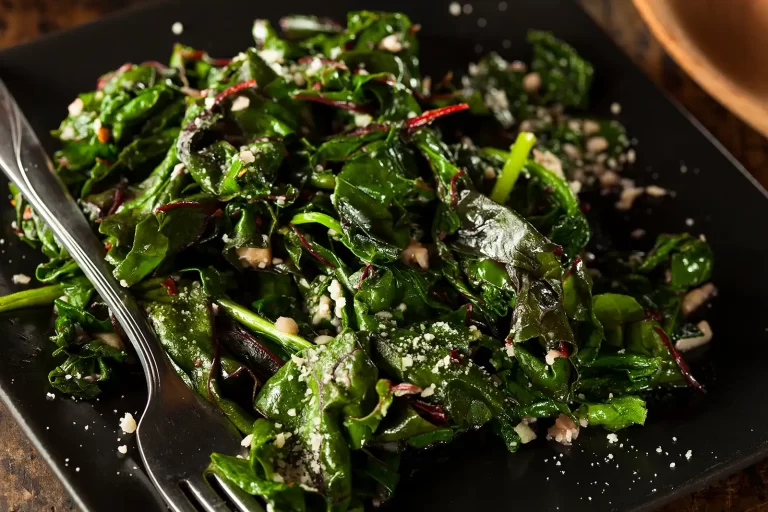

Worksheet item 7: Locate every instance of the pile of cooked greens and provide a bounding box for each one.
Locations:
[0,11,715,511]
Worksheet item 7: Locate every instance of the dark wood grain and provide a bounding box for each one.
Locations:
[0,0,766,510]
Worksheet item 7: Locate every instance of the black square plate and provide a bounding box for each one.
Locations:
[1,1,767,510]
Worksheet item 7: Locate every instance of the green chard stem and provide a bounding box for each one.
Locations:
[290,212,343,235]
[0,284,64,313]
[216,297,313,352]
[489,131,537,204]
[309,172,336,190]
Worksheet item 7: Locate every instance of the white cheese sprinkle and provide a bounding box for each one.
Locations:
[240,434,254,447]
[449,2,461,15]
[230,96,251,112]
[12,274,31,285]
[117,445,128,454]
[119,413,137,434]
[171,22,184,35]
[68,98,84,117]
[287,408,296,417]
[239,150,256,164]
[314,335,334,345]
[607,433,618,444]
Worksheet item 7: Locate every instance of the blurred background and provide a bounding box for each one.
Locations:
[1,1,767,511]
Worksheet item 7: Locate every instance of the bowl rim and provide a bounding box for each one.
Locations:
[633,0,768,138]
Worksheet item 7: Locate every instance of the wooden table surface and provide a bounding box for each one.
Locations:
[1,1,767,511]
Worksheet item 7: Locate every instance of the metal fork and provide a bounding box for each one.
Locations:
[0,79,263,512]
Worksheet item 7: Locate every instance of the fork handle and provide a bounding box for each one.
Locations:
[0,78,170,393]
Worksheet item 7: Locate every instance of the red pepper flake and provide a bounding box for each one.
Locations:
[211,58,232,67]
[97,126,111,144]
[404,103,469,133]
[450,169,466,208]
[449,349,463,363]
[161,277,178,296]
[104,242,113,251]
[408,24,422,34]
[311,82,322,91]
[292,93,371,113]
[505,337,514,346]
[563,255,582,280]
[22,207,32,220]
[194,359,202,368]
[654,326,705,392]
[356,264,374,289]
[254,216,263,227]
[559,341,570,358]
[213,79,257,106]
[553,246,564,256]
[580,203,591,212]
[465,303,473,326]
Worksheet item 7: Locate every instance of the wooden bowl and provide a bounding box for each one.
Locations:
[634,0,768,137]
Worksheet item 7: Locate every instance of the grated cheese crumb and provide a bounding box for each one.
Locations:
[239,150,256,164]
[171,22,184,35]
[230,96,251,112]
[420,383,436,397]
[117,445,127,454]
[241,434,254,447]
[12,274,31,285]
[119,413,137,434]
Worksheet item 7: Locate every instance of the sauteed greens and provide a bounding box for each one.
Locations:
[0,11,715,511]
